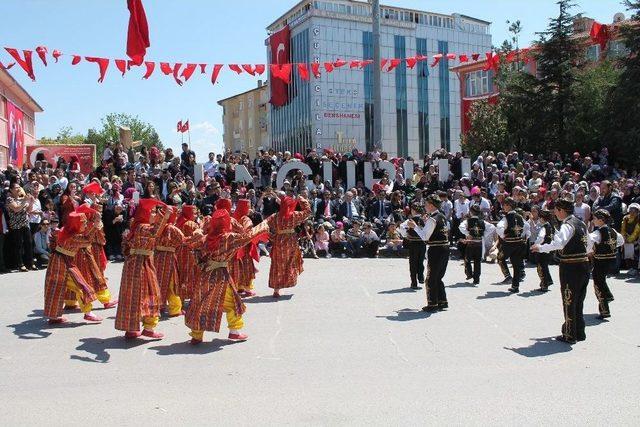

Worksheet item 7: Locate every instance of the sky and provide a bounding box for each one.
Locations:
[0,0,627,158]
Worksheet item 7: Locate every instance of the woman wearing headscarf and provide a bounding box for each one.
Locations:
[185,209,270,344]
[43,212,102,325]
[115,199,170,339]
[267,195,311,298]
[175,205,200,300]
[153,206,186,317]
[59,182,80,226]
[229,199,267,298]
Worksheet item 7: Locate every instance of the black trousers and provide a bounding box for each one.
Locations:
[559,262,590,341]
[464,242,482,283]
[536,253,554,288]
[497,241,511,279]
[8,227,34,269]
[407,242,426,286]
[502,242,526,289]
[426,245,449,306]
[592,259,615,316]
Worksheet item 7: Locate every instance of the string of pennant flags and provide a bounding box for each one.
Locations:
[0,45,534,86]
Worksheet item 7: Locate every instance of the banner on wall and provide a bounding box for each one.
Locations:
[27,144,96,173]
[6,100,25,167]
[269,25,290,107]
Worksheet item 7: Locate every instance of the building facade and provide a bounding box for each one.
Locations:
[218,81,270,155]
[266,0,492,157]
[453,13,632,135]
[0,68,42,168]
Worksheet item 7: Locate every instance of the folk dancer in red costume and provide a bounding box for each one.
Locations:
[175,205,200,301]
[230,199,268,298]
[154,206,186,317]
[43,212,103,324]
[67,204,118,309]
[185,209,270,344]
[267,196,311,298]
[115,199,170,339]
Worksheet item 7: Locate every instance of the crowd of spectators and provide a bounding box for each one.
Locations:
[1,141,638,275]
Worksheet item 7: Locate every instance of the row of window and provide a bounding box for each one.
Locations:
[312,0,472,32]
[465,70,492,97]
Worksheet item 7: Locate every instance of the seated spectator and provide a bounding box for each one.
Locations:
[346,221,363,257]
[382,222,403,256]
[329,222,348,258]
[299,220,317,259]
[33,220,51,268]
[361,222,380,258]
[314,224,330,258]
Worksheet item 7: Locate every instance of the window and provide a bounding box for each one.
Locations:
[608,40,628,58]
[239,101,244,111]
[248,117,254,129]
[248,96,254,108]
[24,115,35,136]
[466,70,490,97]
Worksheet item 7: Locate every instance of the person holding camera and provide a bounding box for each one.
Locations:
[6,183,36,271]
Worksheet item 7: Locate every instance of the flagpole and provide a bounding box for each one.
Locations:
[188,128,191,150]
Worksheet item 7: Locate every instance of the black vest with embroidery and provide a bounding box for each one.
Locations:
[558,216,589,263]
[405,216,426,243]
[594,226,617,260]
[467,216,485,242]
[427,212,449,246]
[542,222,554,245]
[504,211,525,243]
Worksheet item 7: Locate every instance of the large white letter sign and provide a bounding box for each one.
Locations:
[276,162,313,189]
[234,165,253,185]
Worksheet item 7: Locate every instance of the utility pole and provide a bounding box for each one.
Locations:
[371,0,383,150]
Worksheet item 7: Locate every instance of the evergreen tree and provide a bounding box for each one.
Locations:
[606,0,640,167]
[535,0,583,153]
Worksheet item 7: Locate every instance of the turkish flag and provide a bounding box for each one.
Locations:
[177,121,183,132]
[269,25,290,107]
[127,0,150,66]
[181,120,190,133]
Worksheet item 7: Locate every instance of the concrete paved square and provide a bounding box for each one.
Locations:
[1,257,638,425]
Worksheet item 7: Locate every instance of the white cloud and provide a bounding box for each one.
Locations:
[193,121,220,136]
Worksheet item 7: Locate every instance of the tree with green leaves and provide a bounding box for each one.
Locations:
[535,0,583,153]
[462,100,509,157]
[606,0,640,167]
[38,126,85,145]
[91,113,163,156]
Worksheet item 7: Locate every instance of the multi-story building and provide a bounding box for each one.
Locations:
[0,68,42,168]
[218,80,270,155]
[266,0,492,157]
[453,13,633,134]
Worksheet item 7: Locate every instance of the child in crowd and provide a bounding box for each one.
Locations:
[299,220,318,259]
[314,224,330,258]
[329,222,348,258]
[361,222,380,258]
[383,222,403,256]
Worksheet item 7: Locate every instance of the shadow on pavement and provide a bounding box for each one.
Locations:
[477,291,512,300]
[7,310,93,340]
[149,339,241,356]
[378,287,421,295]
[71,336,152,363]
[584,313,608,326]
[517,289,547,298]
[377,308,434,322]
[505,337,573,358]
[447,282,476,289]
[245,295,293,304]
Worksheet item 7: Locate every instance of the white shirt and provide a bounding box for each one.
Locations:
[454,199,470,219]
[496,214,531,239]
[538,216,594,254]
[411,215,437,242]
[471,197,491,213]
[459,219,496,241]
[588,228,624,253]
[203,160,219,177]
[535,224,548,246]
[441,200,453,220]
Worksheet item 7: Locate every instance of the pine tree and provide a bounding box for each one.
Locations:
[535,0,583,153]
[606,0,640,167]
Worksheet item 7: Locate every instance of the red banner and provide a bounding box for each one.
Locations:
[26,144,96,174]
[269,25,290,107]
[6,100,25,167]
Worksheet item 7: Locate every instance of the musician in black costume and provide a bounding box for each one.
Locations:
[534,210,555,292]
[399,203,427,290]
[588,209,623,320]
[496,198,530,293]
[533,199,592,344]
[459,205,496,285]
[408,195,450,312]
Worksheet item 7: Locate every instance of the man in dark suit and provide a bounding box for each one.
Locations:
[337,191,363,224]
[367,190,391,234]
[315,191,336,223]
